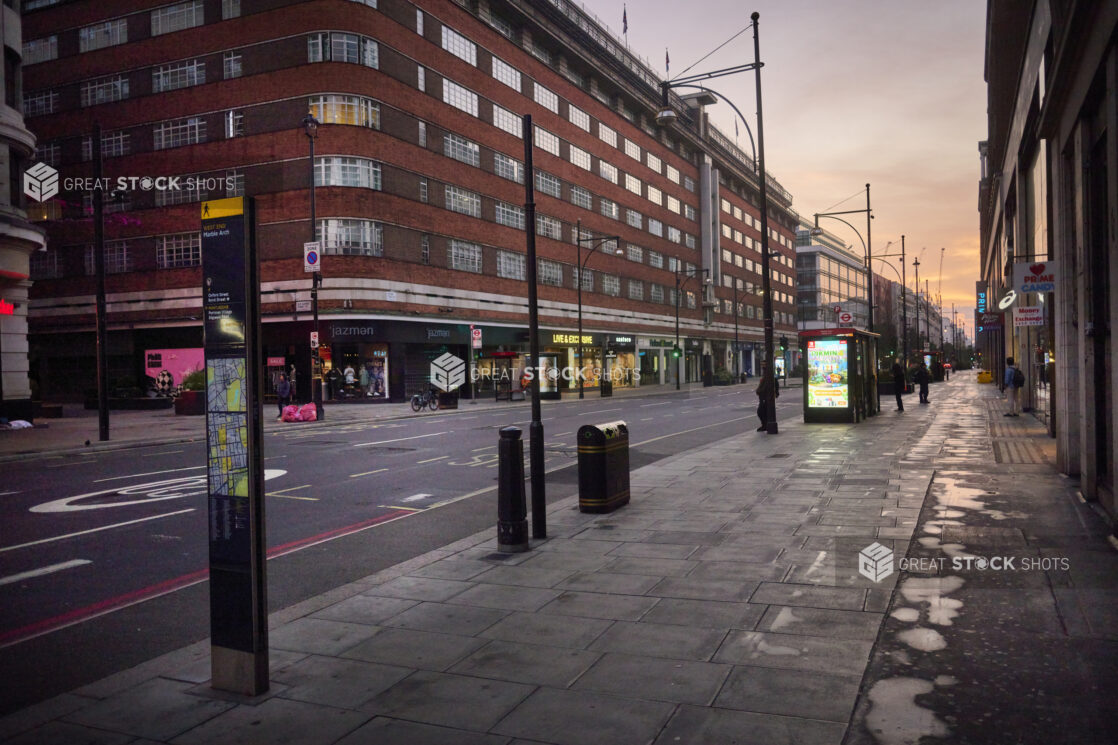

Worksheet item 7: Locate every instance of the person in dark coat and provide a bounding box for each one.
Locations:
[755,363,778,431]
[275,373,292,420]
[914,362,931,404]
[892,360,906,412]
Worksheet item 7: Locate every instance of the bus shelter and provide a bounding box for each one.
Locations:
[800,328,880,423]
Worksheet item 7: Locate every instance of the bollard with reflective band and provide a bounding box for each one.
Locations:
[577,421,630,513]
[497,426,529,552]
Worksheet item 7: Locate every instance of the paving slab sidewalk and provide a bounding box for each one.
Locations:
[1,376,1114,745]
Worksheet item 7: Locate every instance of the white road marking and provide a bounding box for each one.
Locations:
[141,450,183,457]
[640,402,672,408]
[349,468,388,478]
[0,510,195,553]
[33,470,286,513]
[93,466,204,483]
[353,432,448,448]
[417,455,448,464]
[0,490,20,496]
[0,560,92,587]
[581,408,622,416]
[403,493,432,502]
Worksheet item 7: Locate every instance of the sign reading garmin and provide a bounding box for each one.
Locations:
[1013,260,1058,294]
[431,352,466,392]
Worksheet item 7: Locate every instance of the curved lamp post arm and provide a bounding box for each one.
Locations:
[666,83,757,168]
[814,214,866,255]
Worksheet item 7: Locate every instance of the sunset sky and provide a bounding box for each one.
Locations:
[591,0,987,341]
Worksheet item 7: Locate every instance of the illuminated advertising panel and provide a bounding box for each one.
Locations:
[807,338,849,408]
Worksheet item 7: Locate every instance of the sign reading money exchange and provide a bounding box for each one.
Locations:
[201,196,268,695]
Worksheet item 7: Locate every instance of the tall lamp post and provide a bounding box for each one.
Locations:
[303,113,324,420]
[656,12,775,430]
[674,268,710,390]
[913,257,921,356]
[574,220,622,399]
[875,236,906,363]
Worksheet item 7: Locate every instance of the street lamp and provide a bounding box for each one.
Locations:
[913,257,921,355]
[656,11,776,430]
[674,267,711,390]
[574,220,622,399]
[875,236,906,364]
[303,113,324,419]
[813,185,873,332]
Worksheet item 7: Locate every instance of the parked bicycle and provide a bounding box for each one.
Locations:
[410,387,440,412]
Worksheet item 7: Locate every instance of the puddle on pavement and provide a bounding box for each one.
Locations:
[896,626,948,652]
[865,677,951,745]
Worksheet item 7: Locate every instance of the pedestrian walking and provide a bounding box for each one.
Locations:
[275,373,291,420]
[892,360,906,411]
[1004,356,1023,416]
[755,363,778,431]
[914,361,931,404]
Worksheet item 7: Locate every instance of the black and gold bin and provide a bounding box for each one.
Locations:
[577,421,630,513]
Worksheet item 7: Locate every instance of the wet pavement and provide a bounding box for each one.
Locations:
[1,374,1114,745]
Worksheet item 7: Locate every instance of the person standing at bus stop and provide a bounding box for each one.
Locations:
[892,359,906,412]
[755,363,777,431]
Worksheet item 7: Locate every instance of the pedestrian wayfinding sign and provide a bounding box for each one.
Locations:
[806,338,849,408]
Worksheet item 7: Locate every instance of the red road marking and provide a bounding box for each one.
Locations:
[0,509,415,648]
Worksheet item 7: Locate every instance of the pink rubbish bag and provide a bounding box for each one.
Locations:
[298,402,317,422]
[281,405,300,422]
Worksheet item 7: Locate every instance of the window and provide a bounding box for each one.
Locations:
[721,198,732,214]
[647,153,662,173]
[599,161,618,184]
[156,232,201,268]
[647,186,663,206]
[418,122,427,147]
[722,249,733,264]
[82,130,130,160]
[534,83,558,113]
[684,234,694,249]
[80,19,127,52]
[223,0,241,19]
[449,240,482,272]
[493,105,520,137]
[650,284,664,303]
[722,224,732,239]
[444,133,480,166]
[666,195,680,214]
[666,164,680,183]
[224,51,242,79]
[308,32,378,67]
[22,36,57,65]
[497,250,526,279]
[626,244,643,263]
[419,178,427,202]
[416,9,424,35]
[733,205,743,220]
[155,117,207,150]
[648,218,663,237]
[569,145,591,171]
[684,176,695,192]
[491,57,521,92]
[685,204,696,221]
[628,280,644,301]
[598,123,617,147]
[600,198,618,220]
[573,267,594,292]
[152,1,204,36]
[224,110,244,138]
[445,185,480,217]
[734,229,743,244]
[668,256,681,272]
[485,10,514,38]
[441,26,477,65]
[84,241,132,275]
[533,126,559,156]
[314,157,381,189]
[536,215,562,240]
[30,249,60,280]
[601,274,620,296]
[568,105,590,131]
[308,95,380,128]
[35,142,61,167]
[443,80,479,117]
[494,153,523,183]
[625,209,643,229]
[625,174,641,196]
[535,171,561,198]
[417,66,425,92]
[23,90,57,117]
[624,139,640,161]
[538,259,562,286]
[649,250,663,269]
[421,234,430,265]
[318,218,383,256]
[668,226,682,244]
[81,75,129,107]
[687,291,696,309]
[155,176,205,205]
[153,60,205,93]
[570,185,591,210]
[226,169,244,196]
[496,202,525,229]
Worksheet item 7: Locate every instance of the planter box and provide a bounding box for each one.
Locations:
[174,390,205,416]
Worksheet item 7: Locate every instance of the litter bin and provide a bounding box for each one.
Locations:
[600,378,613,397]
[577,421,630,513]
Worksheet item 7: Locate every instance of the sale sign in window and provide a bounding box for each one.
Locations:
[807,339,849,408]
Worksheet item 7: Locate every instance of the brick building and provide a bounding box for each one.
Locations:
[21,0,798,404]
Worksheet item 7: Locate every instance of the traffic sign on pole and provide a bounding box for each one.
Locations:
[304,241,321,273]
[472,326,482,349]
[310,331,319,348]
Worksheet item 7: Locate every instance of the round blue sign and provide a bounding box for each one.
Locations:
[306,250,319,265]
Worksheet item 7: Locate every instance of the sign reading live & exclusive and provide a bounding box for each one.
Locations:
[200,196,269,695]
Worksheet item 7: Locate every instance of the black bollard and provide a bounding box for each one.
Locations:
[497,426,529,553]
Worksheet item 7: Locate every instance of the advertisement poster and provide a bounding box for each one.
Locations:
[145,348,204,386]
[807,339,849,408]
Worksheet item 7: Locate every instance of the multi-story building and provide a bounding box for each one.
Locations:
[795,224,868,332]
[981,1,1118,527]
[19,0,799,404]
[1,0,48,421]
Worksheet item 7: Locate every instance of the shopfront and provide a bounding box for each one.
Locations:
[642,338,674,385]
[605,335,638,388]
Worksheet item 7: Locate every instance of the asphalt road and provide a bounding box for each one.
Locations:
[0,384,801,714]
